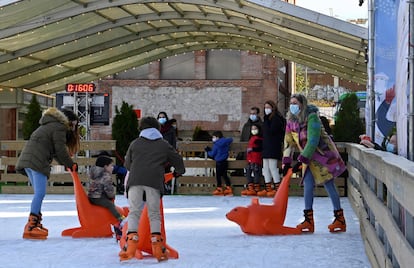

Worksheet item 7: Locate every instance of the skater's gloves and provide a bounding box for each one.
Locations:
[292,162,302,173]
[204,146,212,152]
[173,171,181,178]
[282,164,291,176]
[68,163,78,172]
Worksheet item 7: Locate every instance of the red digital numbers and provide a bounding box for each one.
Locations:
[65,83,96,93]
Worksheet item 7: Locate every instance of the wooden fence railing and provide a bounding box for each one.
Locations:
[175,141,348,196]
[0,140,347,196]
[0,140,116,194]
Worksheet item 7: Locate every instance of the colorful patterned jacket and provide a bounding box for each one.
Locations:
[282,107,346,184]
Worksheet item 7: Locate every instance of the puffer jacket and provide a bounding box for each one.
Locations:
[16,107,74,178]
[87,166,115,199]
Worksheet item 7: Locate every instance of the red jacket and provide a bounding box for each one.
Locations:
[247,135,263,165]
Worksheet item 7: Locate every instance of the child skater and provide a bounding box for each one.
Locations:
[88,155,125,241]
[119,116,185,262]
[204,131,233,196]
[241,123,263,196]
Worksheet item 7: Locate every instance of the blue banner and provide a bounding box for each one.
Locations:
[373,0,398,143]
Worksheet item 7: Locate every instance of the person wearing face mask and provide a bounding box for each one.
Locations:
[256,100,286,198]
[204,131,234,196]
[157,112,177,150]
[241,123,263,196]
[240,107,263,142]
[156,111,177,195]
[359,131,397,154]
[232,107,263,176]
[282,94,347,233]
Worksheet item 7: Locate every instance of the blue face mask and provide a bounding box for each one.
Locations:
[289,104,300,115]
[158,118,167,124]
[386,143,395,153]
[249,114,258,121]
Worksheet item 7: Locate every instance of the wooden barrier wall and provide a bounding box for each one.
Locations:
[0,140,347,197]
[0,140,116,194]
[346,143,414,268]
[176,141,347,197]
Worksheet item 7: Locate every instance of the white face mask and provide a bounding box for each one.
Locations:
[249,114,258,121]
[158,118,167,124]
[251,129,259,135]
[212,137,218,142]
[264,108,272,115]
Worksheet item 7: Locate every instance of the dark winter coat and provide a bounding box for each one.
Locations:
[262,112,286,160]
[240,118,263,142]
[16,107,75,178]
[88,166,115,199]
[124,131,185,195]
[207,137,233,162]
[160,120,177,149]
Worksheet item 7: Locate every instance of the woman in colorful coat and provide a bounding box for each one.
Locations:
[282,94,347,233]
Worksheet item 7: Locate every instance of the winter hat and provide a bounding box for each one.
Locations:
[95,155,113,168]
[139,116,160,131]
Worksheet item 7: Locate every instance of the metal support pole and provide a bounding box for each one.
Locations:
[409,1,414,160]
[368,0,376,138]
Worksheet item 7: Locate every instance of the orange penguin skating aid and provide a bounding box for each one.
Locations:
[226,169,301,235]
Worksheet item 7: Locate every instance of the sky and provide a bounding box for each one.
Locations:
[295,0,368,21]
[0,194,371,268]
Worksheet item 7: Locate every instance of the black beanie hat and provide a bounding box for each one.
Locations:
[95,156,113,168]
[139,116,160,131]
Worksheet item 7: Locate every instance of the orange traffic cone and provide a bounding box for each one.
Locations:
[61,169,127,238]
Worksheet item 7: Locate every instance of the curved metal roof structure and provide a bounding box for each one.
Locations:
[0,0,368,94]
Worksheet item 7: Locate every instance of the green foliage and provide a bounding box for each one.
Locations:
[295,64,310,94]
[333,93,364,142]
[111,101,138,164]
[22,95,42,140]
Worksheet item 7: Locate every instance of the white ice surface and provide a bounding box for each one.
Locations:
[0,194,370,268]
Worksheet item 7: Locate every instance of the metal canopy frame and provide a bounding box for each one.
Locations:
[0,0,368,94]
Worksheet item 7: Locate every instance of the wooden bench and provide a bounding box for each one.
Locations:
[0,140,116,194]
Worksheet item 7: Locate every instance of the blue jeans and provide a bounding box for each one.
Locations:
[25,168,47,215]
[303,168,341,211]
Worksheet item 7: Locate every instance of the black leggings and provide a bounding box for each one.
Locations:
[216,160,231,186]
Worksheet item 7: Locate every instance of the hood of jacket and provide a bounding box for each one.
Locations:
[40,107,71,130]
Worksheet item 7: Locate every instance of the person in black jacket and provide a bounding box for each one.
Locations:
[257,100,286,198]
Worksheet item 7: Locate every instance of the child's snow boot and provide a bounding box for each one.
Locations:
[254,183,261,193]
[257,183,272,197]
[223,185,233,196]
[212,187,224,196]
[266,182,279,197]
[23,213,48,240]
[119,232,139,261]
[151,233,169,262]
[241,183,256,196]
[328,209,346,233]
[296,209,314,233]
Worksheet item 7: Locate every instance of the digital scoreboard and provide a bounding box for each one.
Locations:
[65,83,96,93]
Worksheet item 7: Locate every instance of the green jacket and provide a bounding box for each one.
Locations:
[16,107,74,178]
